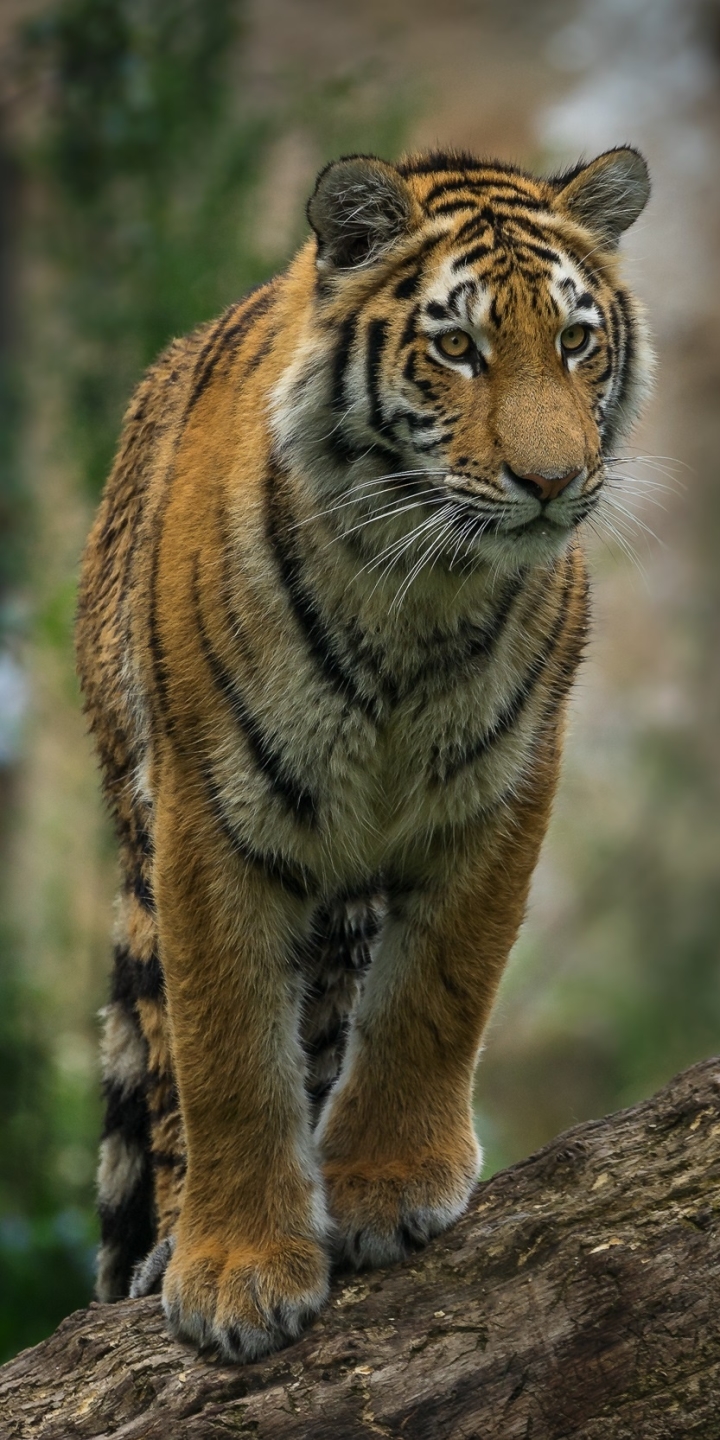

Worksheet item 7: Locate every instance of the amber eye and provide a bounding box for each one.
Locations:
[560,324,589,353]
[437,329,472,359]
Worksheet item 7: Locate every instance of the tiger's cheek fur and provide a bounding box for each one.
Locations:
[76,145,652,1358]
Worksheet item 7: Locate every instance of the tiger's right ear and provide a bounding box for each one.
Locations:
[307,156,419,271]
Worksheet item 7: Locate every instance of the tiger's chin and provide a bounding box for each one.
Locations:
[464,515,580,575]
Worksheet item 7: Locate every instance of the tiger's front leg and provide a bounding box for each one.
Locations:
[153,757,329,1362]
[318,744,559,1268]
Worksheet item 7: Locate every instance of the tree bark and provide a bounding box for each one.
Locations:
[2,1057,719,1439]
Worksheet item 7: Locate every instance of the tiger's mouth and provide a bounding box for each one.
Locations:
[437,481,602,565]
[442,468,602,546]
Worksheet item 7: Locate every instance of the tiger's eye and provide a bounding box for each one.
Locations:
[438,329,471,358]
[560,324,589,353]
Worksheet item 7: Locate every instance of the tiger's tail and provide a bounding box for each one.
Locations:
[95,805,185,1300]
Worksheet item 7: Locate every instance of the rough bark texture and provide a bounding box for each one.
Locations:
[2,1057,719,1439]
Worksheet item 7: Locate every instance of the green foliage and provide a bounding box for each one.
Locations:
[0,922,96,1363]
[26,0,267,497]
[0,1210,95,1363]
[35,0,237,198]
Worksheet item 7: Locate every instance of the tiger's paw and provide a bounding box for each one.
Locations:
[324,1148,481,1270]
[162,1234,330,1363]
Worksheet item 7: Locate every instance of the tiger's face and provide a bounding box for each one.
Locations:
[274,149,653,578]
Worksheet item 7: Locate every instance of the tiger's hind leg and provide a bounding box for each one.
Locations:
[299,896,386,1122]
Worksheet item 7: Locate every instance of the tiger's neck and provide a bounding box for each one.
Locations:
[263,450,564,701]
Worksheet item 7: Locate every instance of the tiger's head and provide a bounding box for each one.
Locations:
[272,148,653,576]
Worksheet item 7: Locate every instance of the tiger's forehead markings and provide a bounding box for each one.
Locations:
[418,171,551,217]
[443,207,564,279]
[419,253,491,333]
[549,259,603,325]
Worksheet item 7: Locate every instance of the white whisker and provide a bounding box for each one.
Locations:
[601,493,665,547]
[391,510,457,612]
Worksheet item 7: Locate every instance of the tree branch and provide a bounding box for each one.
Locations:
[2,1057,720,1438]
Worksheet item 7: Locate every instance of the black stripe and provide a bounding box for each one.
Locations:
[331,313,358,413]
[403,350,437,396]
[326,314,362,464]
[199,757,315,900]
[464,573,526,663]
[389,233,446,298]
[400,304,420,349]
[447,280,475,313]
[98,1154,155,1297]
[391,573,526,696]
[146,509,176,742]
[493,220,561,258]
[453,211,493,246]
[601,297,624,440]
[187,308,241,409]
[594,359,614,388]
[124,867,154,913]
[111,945,164,1005]
[452,241,498,272]
[398,151,499,177]
[102,1079,149,1145]
[425,175,544,206]
[147,1078,180,1122]
[437,566,575,781]
[181,323,222,416]
[265,462,379,720]
[394,267,422,300]
[486,193,550,213]
[366,318,389,438]
[512,238,562,265]
[425,300,450,320]
[191,558,318,825]
[494,211,557,245]
[152,1151,187,1172]
[186,285,276,413]
[536,574,591,722]
[431,198,479,215]
[389,408,442,431]
[425,179,489,207]
[484,259,515,288]
[614,290,634,412]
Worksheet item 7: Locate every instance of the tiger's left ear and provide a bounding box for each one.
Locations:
[553,147,650,247]
[307,155,420,271]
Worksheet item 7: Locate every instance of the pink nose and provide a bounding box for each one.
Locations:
[513,467,583,502]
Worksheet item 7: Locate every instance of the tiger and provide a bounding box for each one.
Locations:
[75,145,653,1362]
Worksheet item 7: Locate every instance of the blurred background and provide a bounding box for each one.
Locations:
[0,0,718,1364]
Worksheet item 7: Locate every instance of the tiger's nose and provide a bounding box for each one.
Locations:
[510,466,583,502]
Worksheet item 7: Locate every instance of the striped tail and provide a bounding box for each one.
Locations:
[96,817,186,1300]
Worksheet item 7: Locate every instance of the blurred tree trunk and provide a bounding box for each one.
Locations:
[1,1057,719,1439]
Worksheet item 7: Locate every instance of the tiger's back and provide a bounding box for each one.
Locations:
[77,146,652,1354]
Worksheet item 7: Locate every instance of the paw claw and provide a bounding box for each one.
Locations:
[325,1151,480,1271]
[162,1236,329,1363]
